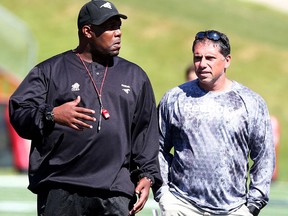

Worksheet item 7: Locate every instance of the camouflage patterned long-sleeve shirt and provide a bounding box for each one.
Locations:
[157,80,275,214]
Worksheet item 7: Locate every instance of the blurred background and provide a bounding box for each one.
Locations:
[0,0,287,215]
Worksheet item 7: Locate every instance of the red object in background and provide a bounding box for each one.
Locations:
[271,116,280,181]
[5,105,30,172]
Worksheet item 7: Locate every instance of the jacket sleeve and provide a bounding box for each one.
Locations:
[247,96,275,212]
[130,78,163,193]
[154,91,174,201]
[9,65,54,140]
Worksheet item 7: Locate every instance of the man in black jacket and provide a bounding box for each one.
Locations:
[9,1,162,215]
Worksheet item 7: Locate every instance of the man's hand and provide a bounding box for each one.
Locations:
[53,96,96,130]
[129,177,152,215]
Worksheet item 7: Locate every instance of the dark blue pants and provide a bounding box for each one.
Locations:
[37,188,135,216]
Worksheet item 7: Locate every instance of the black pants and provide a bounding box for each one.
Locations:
[37,188,135,216]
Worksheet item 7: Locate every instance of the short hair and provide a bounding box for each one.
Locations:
[192,30,231,57]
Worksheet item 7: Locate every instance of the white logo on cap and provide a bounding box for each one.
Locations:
[100,2,112,9]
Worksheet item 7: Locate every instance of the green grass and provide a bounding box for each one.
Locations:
[1,0,288,182]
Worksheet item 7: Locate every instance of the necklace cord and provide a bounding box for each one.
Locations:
[76,53,108,131]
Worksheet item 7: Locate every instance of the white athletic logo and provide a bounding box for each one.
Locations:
[100,2,112,9]
[71,83,80,92]
[121,84,130,94]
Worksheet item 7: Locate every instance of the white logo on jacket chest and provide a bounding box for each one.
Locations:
[71,83,80,91]
[121,84,130,94]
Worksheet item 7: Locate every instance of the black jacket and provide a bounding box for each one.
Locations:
[9,50,162,196]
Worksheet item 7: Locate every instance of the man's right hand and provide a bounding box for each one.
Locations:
[53,96,96,131]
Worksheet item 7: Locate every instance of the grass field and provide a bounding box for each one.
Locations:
[0,174,287,216]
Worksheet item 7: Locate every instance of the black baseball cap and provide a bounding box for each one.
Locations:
[77,0,127,29]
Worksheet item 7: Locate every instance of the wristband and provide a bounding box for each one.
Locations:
[247,205,260,216]
[143,177,153,186]
[138,173,154,187]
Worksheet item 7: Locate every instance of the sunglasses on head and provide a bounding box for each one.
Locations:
[195,31,226,45]
[194,30,230,56]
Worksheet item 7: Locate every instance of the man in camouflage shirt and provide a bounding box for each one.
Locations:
[156,30,275,216]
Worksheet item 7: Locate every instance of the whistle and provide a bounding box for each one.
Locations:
[101,108,110,119]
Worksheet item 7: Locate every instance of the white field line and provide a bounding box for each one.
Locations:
[0,175,29,187]
[0,201,36,213]
[0,175,35,213]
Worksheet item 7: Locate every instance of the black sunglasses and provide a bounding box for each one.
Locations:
[195,31,227,46]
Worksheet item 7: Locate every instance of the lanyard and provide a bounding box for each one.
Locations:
[76,53,110,132]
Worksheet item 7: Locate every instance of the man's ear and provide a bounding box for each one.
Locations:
[224,54,231,69]
[82,25,92,38]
